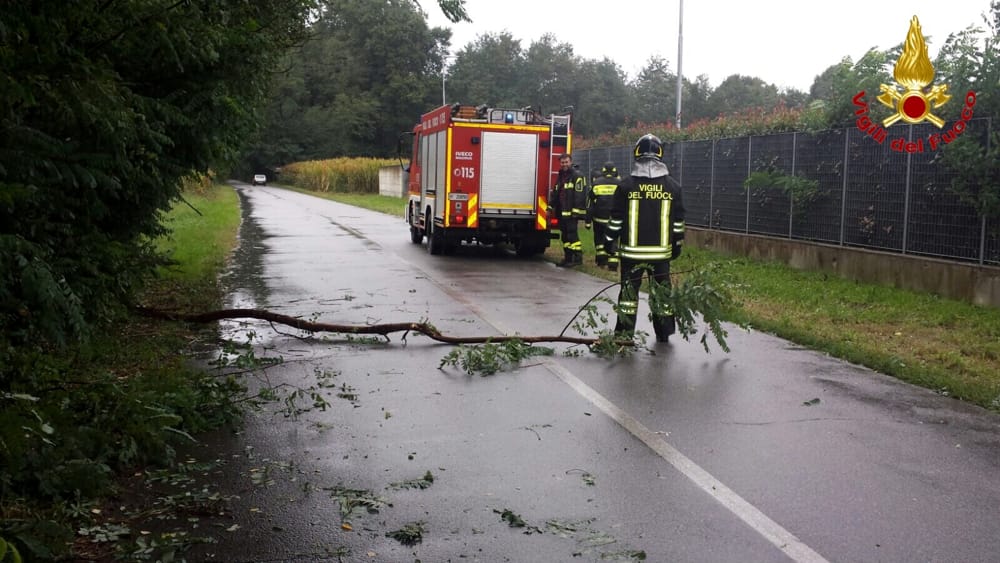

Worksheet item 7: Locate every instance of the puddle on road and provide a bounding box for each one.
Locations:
[217,188,273,342]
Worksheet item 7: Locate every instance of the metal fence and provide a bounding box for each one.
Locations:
[572,117,998,266]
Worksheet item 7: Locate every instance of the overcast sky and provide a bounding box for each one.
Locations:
[425,0,993,92]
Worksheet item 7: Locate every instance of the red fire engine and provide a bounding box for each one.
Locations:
[403,103,572,256]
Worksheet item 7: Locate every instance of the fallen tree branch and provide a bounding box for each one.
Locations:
[135,307,601,346]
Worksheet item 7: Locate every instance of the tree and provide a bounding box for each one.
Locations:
[938,2,1000,220]
[447,32,526,106]
[679,74,714,124]
[628,56,678,126]
[809,59,852,102]
[573,58,630,137]
[706,74,781,118]
[0,1,316,349]
[808,48,896,128]
[244,0,454,165]
[518,34,580,116]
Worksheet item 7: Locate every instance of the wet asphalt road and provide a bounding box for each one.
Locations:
[186,184,1000,563]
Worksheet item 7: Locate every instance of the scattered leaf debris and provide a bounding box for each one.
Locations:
[386,521,425,546]
[387,471,434,490]
[566,468,596,486]
[495,508,527,528]
[323,485,389,519]
[494,508,542,534]
[803,398,821,406]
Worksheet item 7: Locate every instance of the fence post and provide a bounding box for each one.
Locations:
[840,127,850,246]
[677,140,684,186]
[790,132,797,238]
[746,136,752,233]
[902,124,913,254]
[981,117,991,265]
[710,139,716,229]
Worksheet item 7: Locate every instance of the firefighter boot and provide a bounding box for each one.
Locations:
[572,250,584,266]
[653,315,676,343]
[557,249,574,267]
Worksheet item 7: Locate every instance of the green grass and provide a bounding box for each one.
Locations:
[280,185,406,217]
[276,184,1000,411]
[158,186,241,283]
[148,185,241,312]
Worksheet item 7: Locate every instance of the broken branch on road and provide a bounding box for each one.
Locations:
[135,307,604,346]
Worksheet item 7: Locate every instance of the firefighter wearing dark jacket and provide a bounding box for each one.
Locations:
[586,161,621,271]
[603,134,686,342]
[554,154,589,267]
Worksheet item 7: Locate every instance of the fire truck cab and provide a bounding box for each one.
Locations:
[403,103,571,256]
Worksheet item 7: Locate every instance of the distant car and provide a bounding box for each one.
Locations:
[252,174,267,186]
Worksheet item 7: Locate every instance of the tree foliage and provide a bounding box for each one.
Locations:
[0,1,316,350]
[628,56,678,126]
[448,32,526,106]
[243,0,453,168]
[938,1,1000,220]
[706,74,782,118]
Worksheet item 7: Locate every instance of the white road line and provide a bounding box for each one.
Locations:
[541,358,830,563]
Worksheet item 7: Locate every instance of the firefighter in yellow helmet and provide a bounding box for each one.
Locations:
[603,134,686,342]
[586,161,622,271]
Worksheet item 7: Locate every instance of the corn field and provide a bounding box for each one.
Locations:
[282,157,398,193]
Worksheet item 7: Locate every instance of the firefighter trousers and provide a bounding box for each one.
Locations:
[614,259,675,342]
[560,214,582,261]
[592,219,618,269]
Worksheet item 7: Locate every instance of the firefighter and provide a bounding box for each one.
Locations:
[603,134,686,342]
[554,153,588,267]
[586,161,621,271]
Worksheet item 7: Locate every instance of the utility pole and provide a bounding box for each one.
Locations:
[675,0,683,129]
[442,55,454,106]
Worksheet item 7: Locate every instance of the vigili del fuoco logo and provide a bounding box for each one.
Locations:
[852,15,977,153]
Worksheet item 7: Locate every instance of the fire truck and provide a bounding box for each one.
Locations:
[402,103,572,256]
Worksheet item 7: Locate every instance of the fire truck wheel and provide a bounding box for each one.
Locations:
[426,212,444,255]
[410,225,423,244]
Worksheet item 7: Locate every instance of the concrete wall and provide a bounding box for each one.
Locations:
[378,166,406,198]
[687,228,1000,308]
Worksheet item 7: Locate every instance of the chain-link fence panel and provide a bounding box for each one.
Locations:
[679,140,713,228]
[905,121,989,261]
[792,129,847,244]
[746,133,794,237]
[986,217,1000,265]
[843,127,908,251]
[712,137,750,232]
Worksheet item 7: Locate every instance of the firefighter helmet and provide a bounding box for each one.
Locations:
[601,161,618,177]
[633,134,663,161]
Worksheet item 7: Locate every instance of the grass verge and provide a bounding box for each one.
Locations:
[279,185,406,217]
[287,186,1000,412]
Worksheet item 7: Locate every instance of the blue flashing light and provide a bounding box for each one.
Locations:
[504,112,514,123]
